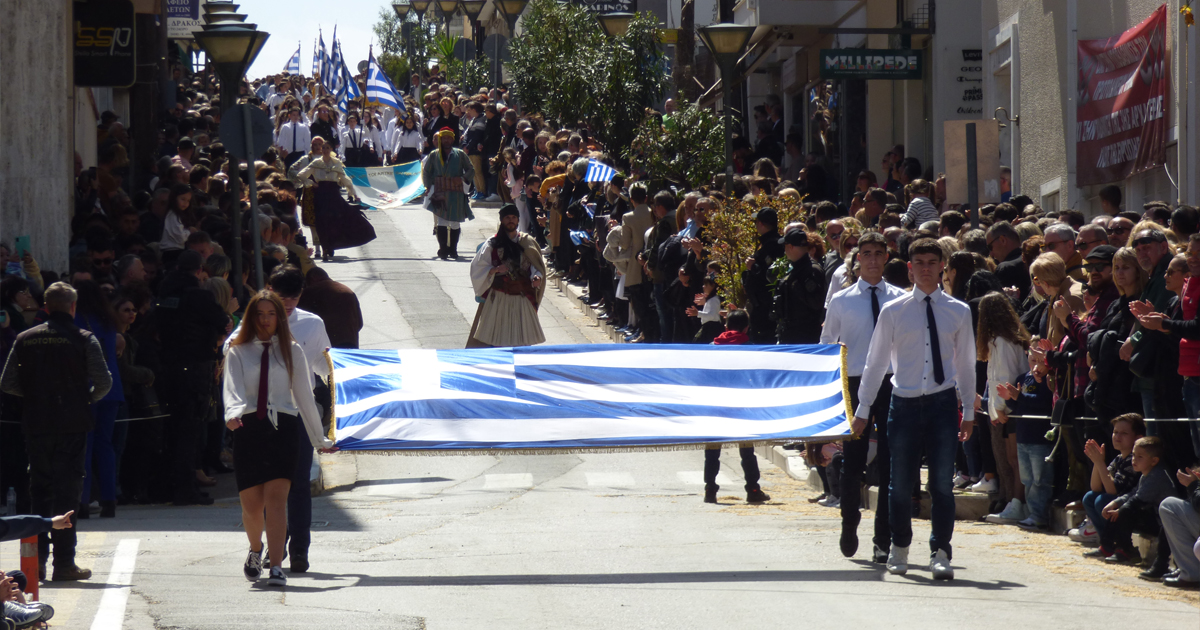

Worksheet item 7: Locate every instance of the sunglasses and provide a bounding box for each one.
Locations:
[1084,262,1112,272]
[827,231,843,239]
[1075,240,1103,251]
[1040,241,1066,252]
[1110,225,1131,234]
[1132,236,1164,247]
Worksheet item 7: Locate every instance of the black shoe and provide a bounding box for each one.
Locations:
[704,484,718,504]
[99,500,116,518]
[807,492,827,504]
[1164,575,1200,588]
[289,556,309,573]
[1138,565,1171,581]
[746,489,770,504]
[871,544,889,564]
[51,564,92,582]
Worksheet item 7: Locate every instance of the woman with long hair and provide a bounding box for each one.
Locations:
[223,291,335,587]
[308,106,340,153]
[392,114,424,165]
[73,280,124,518]
[161,183,197,258]
[977,291,1032,520]
[1089,247,1147,424]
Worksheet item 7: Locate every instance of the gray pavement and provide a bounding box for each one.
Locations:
[11,203,1196,628]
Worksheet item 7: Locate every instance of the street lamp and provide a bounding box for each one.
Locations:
[393,1,417,85]
[193,0,270,296]
[495,0,528,34]
[392,0,411,19]
[436,0,461,31]
[598,12,634,38]
[411,0,433,21]
[698,23,755,197]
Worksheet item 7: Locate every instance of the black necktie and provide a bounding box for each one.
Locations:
[925,295,945,385]
[869,286,880,327]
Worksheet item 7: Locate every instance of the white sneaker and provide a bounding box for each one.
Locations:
[1016,516,1047,531]
[484,194,501,202]
[1068,517,1099,544]
[967,477,998,493]
[930,549,954,580]
[818,495,841,508]
[887,545,909,575]
[984,498,1026,524]
[952,473,972,489]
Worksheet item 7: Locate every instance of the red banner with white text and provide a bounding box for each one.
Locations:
[1076,4,1169,186]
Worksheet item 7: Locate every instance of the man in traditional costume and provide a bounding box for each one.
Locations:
[467,204,547,348]
[421,127,475,259]
[289,137,376,262]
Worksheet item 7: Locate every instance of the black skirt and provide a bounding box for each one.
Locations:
[233,412,299,491]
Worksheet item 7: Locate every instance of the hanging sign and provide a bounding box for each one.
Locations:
[819,49,923,80]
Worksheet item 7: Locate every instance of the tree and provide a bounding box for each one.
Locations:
[630,103,724,190]
[508,0,669,156]
[372,7,436,83]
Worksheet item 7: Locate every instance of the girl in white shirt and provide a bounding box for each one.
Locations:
[391,114,424,164]
[222,291,336,587]
[160,183,195,252]
[977,291,1031,516]
[687,275,725,343]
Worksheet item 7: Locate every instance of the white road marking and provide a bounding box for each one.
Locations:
[677,471,734,485]
[88,538,140,630]
[483,473,534,489]
[585,472,636,487]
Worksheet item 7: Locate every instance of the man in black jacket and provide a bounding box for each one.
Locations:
[154,250,229,506]
[462,103,487,200]
[986,221,1031,301]
[743,208,784,344]
[1,282,111,582]
[773,227,826,344]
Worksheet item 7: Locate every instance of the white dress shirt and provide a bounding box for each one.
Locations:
[222,337,334,450]
[820,278,906,377]
[856,286,977,422]
[824,263,849,307]
[276,121,312,155]
[339,125,367,159]
[226,307,331,379]
[985,337,1027,420]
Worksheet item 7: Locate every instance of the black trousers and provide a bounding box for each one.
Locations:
[162,362,215,502]
[626,281,652,336]
[704,445,761,491]
[841,375,894,550]
[27,432,85,568]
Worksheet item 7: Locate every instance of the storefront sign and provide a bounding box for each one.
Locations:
[1076,4,1169,186]
[819,49,923,80]
[74,0,136,88]
[166,0,205,40]
[956,49,983,115]
[574,0,635,13]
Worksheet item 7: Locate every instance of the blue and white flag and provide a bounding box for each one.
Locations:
[312,38,320,76]
[365,50,406,113]
[584,159,617,183]
[329,32,344,93]
[334,61,362,115]
[328,344,850,452]
[317,32,330,86]
[284,44,301,74]
[344,162,426,210]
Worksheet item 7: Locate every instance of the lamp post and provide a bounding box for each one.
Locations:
[393,1,416,85]
[495,0,528,35]
[193,0,270,296]
[698,23,755,197]
[436,0,461,32]
[411,0,432,20]
[598,12,634,38]
[461,0,486,51]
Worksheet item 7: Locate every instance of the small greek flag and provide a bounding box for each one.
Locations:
[329,34,344,93]
[312,38,320,76]
[584,159,617,183]
[284,44,301,74]
[365,50,406,114]
[328,344,851,452]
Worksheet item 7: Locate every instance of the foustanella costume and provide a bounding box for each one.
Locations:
[467,204,547,348]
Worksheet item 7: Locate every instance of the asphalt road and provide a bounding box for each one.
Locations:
[8,203,1196,629]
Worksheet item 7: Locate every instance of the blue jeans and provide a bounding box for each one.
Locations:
[1082,490,1117,544]
[1017,442,1054,525]
[1181,379,1200,464]
[83,400,120,503]
[888,388,959,558]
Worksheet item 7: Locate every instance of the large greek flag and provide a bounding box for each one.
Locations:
[344,161,425,210]
[328,344,851,452]
[365,50,406,113]
[584,159,616,183]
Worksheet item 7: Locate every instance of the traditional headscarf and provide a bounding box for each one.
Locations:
[433,127,457,168]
